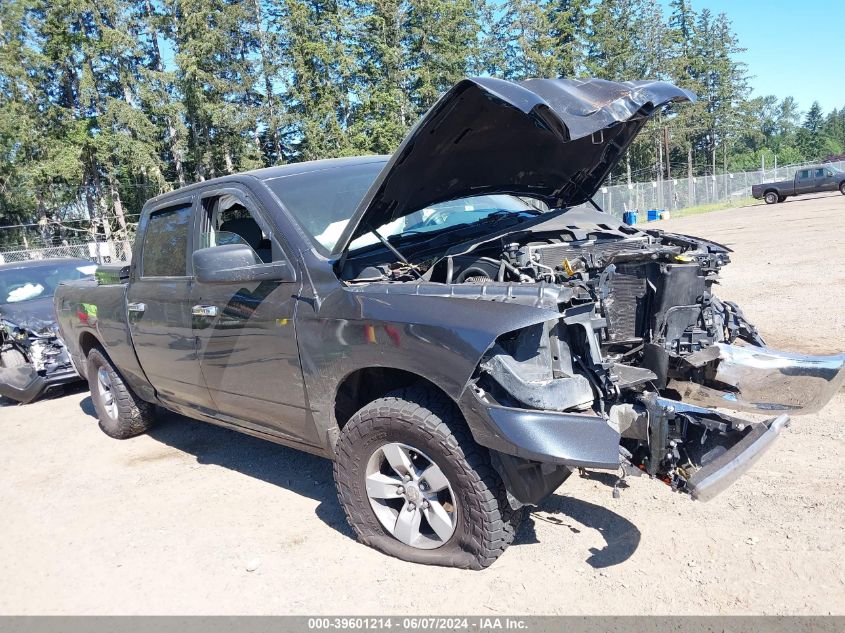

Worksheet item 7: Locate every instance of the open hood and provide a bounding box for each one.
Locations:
[333,76,694,255]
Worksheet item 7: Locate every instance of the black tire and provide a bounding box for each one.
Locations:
[334,385,523,570]
[839,182,845,195]
[777,195,787,203]
[764,191,779,204]
[87,347,156,439]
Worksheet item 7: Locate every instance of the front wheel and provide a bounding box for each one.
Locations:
[777,195,787,203]
[764,191,779,204]
[87,348,156,439]
[333,386,522,569]
[839,182,845,195]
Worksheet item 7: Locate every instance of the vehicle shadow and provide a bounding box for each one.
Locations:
[778,192,841,204]
[77,396,354,538]
[78,396,642,562]
[515,492,641,569]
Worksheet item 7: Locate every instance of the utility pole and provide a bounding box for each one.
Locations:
[664,127,671,179]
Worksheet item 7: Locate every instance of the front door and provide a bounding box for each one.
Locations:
[814,167,837,192]
[127,197,213,409]
[190,185,317,445]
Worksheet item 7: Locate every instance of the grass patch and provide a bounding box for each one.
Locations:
[669,196,758,219]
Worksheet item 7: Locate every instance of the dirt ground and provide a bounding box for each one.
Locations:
[1,192,844,615]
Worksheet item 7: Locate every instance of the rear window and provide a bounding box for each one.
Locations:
[142,203,193,277]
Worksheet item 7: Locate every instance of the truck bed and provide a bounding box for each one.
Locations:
[751,179,794,198]
[53,277,153,400]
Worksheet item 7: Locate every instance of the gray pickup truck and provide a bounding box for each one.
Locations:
[54,77,845,569]
[752,165,845,204]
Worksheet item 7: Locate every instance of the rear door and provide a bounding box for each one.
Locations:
[126,197,213,409]
[189,184,316,445]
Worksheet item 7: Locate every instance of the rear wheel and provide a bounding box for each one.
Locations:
[334,385,523,569]
[87,348,156,439]
[777,195,787,203]
[764,191,779,204]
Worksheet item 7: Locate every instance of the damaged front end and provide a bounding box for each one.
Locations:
[332,76,844,504]
[460,229,845,503]
[0,318,79,403]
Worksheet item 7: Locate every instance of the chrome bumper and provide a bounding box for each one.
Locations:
[687,413,790,502]
[670,343,845,415]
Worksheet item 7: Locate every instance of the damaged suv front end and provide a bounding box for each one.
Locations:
[318,77,845,505]
[0,259,93,403]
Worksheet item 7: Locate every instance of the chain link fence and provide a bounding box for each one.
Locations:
[572,159,845,219]
[0,239,132,265]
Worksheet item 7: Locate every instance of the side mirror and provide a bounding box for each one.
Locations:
[192,244,293,284]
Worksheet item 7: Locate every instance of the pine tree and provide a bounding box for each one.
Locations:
[0,0,50,248]
[495,0,586,80]
[167,0,262,179]
[695,11,748,174]
[797,101,828,159]
[348,0,411,154]
[138,0,188,186]
[586,0,664,80]
[665,0,706,187]
[251,0,286,164]
[404,0,480,114]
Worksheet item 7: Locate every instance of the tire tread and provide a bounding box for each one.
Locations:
[87,347,155,439]
[333,384,522,569]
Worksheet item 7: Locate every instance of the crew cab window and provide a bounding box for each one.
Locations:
[815,168,825,178]
[142,203,192,277]
[798,170,810,180]
[199,193,273,264]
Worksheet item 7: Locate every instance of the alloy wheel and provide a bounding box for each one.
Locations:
[364,442,458,550]
[96,366,118,420]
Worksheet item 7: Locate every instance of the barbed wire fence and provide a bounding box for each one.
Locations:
[2,158,843,264]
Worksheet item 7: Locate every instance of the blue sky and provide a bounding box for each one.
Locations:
[680,0,844,114]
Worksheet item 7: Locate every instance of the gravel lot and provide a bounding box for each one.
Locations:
[2,193,844,615]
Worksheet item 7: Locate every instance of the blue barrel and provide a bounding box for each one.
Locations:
[647,209,659,221]
[623,211,638,225]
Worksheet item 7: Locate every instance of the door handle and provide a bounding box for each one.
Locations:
[127,302,146,313]
[192,305,219,317]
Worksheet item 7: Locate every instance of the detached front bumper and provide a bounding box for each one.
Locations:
[462,342,843,505]
[670,343,845,415]
[0,365,80,403]
[686,413,790,501]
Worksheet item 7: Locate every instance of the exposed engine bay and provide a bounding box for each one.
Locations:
[0,319,78,403]
[339,208,843,501]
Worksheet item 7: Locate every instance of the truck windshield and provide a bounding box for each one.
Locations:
[262,161,545,253]
[0,261,96,304]
[317,195,543,252]
[262,161,386,254]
